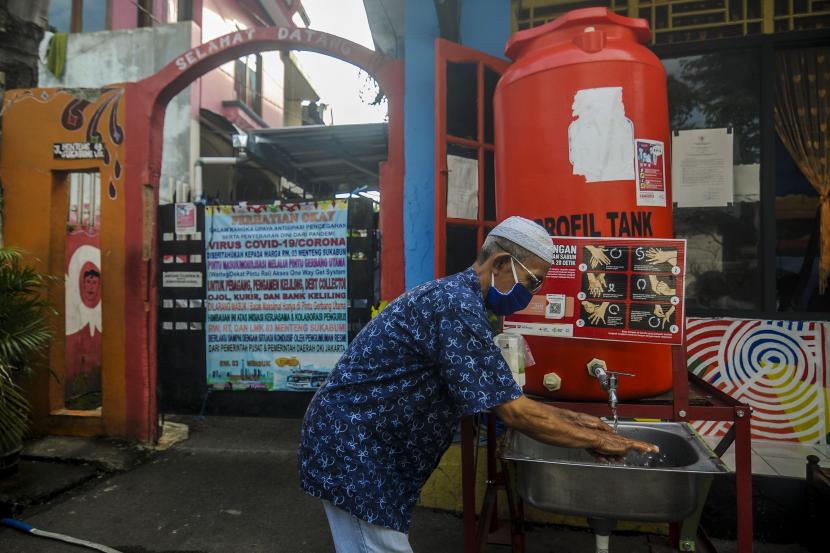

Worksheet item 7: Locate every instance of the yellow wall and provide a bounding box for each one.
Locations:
[1,87,129,437]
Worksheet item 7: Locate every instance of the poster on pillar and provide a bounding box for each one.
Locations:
[205,201,349,391]
[504,237,686,345]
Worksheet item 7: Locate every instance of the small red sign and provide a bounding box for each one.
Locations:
[634,139,666,207]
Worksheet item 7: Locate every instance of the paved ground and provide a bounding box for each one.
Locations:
[0,416,811,553]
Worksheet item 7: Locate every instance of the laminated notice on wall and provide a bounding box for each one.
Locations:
[446,154,478,220]
[568,87,635,183]
[672,128,734,207]
[505,237,687,345]
[634,139,666,207]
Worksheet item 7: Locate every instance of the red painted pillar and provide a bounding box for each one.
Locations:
[121,83,159,443]
[378,60,406,300]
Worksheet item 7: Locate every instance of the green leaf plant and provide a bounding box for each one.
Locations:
[0,247,54,453]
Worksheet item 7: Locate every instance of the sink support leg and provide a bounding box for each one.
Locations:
[588,518,616,553]
[734,408,753,553]
[678,475,713,551]
[501,459,525,553]
[462,416,476,553]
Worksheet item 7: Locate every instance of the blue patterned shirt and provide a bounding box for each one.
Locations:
[298,268,522,532]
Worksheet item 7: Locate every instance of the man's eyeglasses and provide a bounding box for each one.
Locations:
[512,256,544,294]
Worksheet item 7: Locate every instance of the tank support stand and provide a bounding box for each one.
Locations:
[461,341,754,553]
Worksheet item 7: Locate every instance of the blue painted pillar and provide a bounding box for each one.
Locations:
[460,0,512,57]
[402,0,512,289]
[403,0,439,288]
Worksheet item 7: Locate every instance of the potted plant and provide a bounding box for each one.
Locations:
[0,247,53,475]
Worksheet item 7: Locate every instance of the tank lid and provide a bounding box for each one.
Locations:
[505,7,651,60]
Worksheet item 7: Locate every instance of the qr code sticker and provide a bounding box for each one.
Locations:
[545,294,565,319]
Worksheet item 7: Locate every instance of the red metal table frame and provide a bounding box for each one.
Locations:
[461,343,754,553]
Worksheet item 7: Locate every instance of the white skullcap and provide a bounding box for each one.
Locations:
[488,216,554,264]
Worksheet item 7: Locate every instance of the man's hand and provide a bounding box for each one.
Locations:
[590,432,658,458]
[553,407,653,462]
[494,397,659,460]
[558,408,613,433]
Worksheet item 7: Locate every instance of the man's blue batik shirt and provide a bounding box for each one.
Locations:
[298,268,522,532]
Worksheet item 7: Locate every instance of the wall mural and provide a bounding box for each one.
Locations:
[58,87,125,200]
[64,173,102,404]
[687,317,829,444]
[2,87,124,200]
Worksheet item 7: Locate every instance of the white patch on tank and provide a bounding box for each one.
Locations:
[568,87,635,182]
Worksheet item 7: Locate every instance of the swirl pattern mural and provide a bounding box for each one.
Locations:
[687,318,828,443]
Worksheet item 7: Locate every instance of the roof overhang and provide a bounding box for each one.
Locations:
[246,122,388,194]
[362,0,404,57]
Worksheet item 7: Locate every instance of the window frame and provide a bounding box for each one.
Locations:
[434,39,510,278]
[234,54,264,117]
[177,0,194,22]
[652,28,830,321]
[50,0,112,33]
[137,0,154,28]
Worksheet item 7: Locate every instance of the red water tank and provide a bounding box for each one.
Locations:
[494,8,673,401]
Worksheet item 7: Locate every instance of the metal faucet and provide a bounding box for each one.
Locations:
[586,359,634,410]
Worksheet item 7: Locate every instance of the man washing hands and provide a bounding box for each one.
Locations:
[299,217,658,553]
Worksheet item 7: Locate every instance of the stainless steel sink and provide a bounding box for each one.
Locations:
[500,421,730,522]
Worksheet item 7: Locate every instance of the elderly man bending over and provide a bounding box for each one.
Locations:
[298,216,657,553]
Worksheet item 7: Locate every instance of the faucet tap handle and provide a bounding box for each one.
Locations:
[607,370,636,377]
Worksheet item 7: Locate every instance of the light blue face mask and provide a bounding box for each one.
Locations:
[486,258,534,316]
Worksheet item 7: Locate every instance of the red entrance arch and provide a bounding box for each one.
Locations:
[138,26,404,299]
[124,27,404,441]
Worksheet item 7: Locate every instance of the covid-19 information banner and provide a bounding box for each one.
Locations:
[205,201,348,391]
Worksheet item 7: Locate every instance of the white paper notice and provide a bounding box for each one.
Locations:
[446,155,478,220]
[672,128,734,207]
[733,163,760,203]
[568,87,635,183]
[162,271,202,288]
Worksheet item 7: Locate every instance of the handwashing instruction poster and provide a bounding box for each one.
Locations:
[504,237,686,345]
[205,201,348,391]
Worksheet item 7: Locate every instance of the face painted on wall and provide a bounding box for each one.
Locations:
[80,264,101,308]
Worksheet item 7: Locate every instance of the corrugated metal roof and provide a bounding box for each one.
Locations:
[246,123,388,194]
